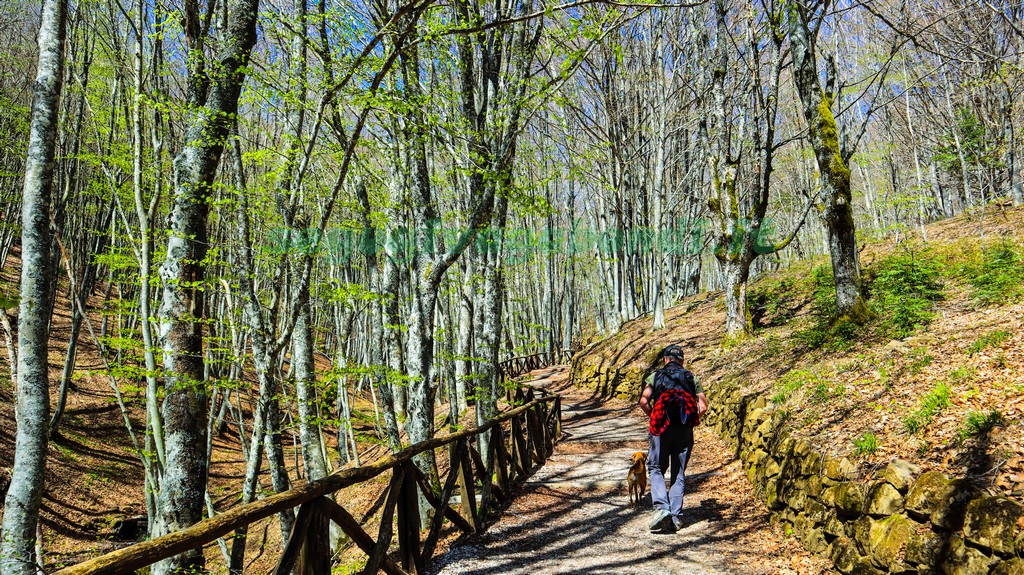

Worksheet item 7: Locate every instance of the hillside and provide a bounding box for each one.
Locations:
[572,204,1024,503]
[0,254,470,571]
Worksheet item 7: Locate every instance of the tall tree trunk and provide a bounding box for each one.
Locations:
[0,0,66,570]
[152,0,260,569]
[453,257,474,413]
[788,0,868,323]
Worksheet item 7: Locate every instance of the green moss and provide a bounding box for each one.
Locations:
[813,94,852,190]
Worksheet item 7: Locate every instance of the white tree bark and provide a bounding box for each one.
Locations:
[0,0,65,568]
[0,0,66,570]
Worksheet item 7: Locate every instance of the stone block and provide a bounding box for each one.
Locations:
[866,514,915,568]
[992,558,1024,575]
[831,536,860,574]
[851,515,874,555]
[825,456,857,482]
[866,481,904,516]
[884,460,922,493]
[942,534,996,575]
[824,482,865,517]
[801,451,824,477]
[807,475,824,498]
[963,496,1023,555]
[905,525,942,566]
[849,557,885,575]
[906,471,951,520]
[805,498,830,524]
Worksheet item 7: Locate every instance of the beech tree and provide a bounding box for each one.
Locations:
[151,0,261,568]
[0,0,66,571]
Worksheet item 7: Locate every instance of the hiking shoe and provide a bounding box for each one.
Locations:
[672,516,683,531]
[649,509,671,532]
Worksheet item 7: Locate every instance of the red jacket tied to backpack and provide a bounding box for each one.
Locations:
[648,365,700,436]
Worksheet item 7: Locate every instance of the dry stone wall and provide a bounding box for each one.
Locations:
[570,353,1024,575]
[710,387,1024,575]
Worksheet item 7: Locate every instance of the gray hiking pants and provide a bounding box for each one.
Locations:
[648,424,694,518]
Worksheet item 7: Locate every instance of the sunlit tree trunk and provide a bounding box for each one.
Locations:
[0,0,66,570]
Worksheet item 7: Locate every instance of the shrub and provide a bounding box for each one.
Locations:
[853,432,879,456]
[967,329,1011,356]
[870,249,943,338]
[964,242,1024,305]
[959,410,1003,440]
[796,265,859,349]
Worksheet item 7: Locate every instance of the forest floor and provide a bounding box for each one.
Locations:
[428,366,834,575]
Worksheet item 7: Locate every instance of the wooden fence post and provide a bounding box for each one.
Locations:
[491,425,509,498]
[453,439,478,532]
[295,502,331,575]
[396,462,423,574]
[361,465,405,575]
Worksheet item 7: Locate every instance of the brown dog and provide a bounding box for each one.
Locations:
[627,451,648,509]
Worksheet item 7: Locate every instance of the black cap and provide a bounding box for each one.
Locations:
[663,344,684,360]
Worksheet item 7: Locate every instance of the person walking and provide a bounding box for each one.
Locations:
[639,344,708,533]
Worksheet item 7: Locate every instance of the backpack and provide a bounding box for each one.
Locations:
[648,364,700,435]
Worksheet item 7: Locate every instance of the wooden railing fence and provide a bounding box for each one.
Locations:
[499,347,576,380]
[52,389,562,575]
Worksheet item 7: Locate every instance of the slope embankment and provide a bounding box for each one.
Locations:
[571,205,1024,575]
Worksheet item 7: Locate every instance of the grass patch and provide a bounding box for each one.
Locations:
[907,348,934,375]
[853,432,879,456]
[770,369,820,404]
[810,380,845,404]
[901,382,951,434]
[967,329,1011,356]
[959,410,1004,440]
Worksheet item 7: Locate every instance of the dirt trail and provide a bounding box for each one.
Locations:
[428,366,833,575]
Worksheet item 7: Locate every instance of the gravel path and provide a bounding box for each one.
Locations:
[428,366,831,575]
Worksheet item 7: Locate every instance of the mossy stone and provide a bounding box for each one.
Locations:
[750,394,768,411]
[905,525,941,566]
[905,471,952,522]
[800,524,829,554]
[801,451,824,477]
[824,482,865,517]
[750,448,770,468]
[785,484,808,511]
[824,512,845,537]
[807,475,824,498]
[831,536,860,574]
[963,496,1023,555]
[942,534,996,575]
[992,558,1024,575]
[825,456,857,482]
[849,557,885,575]
[851,515,874,555]
[805,498,830,524]
[793,439,813,458]
[866,514,915,568]
[934,479,979,531]
[766,478,784,511]
[865,481,904,516]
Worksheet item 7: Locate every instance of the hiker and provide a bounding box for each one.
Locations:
[639,343,708,533]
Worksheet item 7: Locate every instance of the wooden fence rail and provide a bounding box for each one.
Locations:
[52,390,561,575]
[499,347,577,380]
